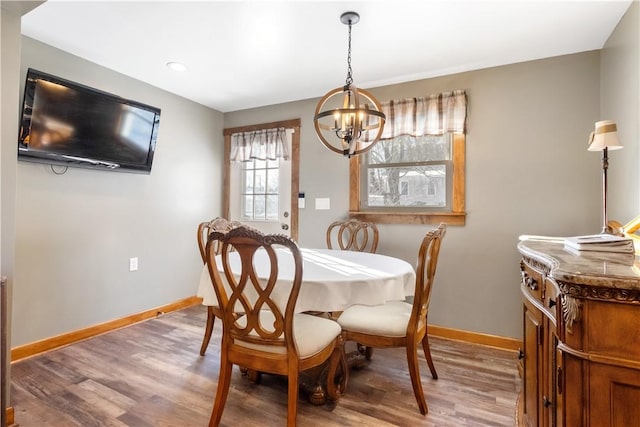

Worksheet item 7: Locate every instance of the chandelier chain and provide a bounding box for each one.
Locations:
[345,20,353,86]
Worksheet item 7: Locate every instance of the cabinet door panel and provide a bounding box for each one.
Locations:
[555,343,563,427]
[590,363,640,427]
[523,300,542,426]
[544,325,562,427]
[561,354,584,427]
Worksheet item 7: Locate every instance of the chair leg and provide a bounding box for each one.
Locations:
[200,306,216,356]
[286,370,299,427]
[325,344,349,401]
[406,342,428,415]
[337,343,349,397]
[421,333,438,380]
[209,357,233,427]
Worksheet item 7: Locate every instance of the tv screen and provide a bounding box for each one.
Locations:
[18,68,161,174]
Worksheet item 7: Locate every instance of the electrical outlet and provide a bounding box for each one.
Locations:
[129,257,138,271]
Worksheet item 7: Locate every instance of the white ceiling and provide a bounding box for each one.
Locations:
[21,1,632,113]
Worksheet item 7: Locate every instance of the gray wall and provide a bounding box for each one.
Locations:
[602,0,639,221]
[12,37,224,346]
[224,51,604,339]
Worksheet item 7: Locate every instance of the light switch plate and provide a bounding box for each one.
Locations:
[315,198,330,210]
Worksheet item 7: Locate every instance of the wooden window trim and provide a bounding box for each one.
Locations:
[349,133,466,225]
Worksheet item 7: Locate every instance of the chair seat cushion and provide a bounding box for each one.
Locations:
[337,300,412,338]
[235,311,341,358]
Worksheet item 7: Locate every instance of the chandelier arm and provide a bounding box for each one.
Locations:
[315,109,386,120]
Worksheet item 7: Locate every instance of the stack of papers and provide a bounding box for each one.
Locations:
[564,234,635,254]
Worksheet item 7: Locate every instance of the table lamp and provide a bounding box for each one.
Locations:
[588,120,623,234]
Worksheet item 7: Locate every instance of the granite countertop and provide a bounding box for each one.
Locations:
[517,235,640,291]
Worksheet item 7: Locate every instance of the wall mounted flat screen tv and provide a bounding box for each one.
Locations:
[18,68,161,174]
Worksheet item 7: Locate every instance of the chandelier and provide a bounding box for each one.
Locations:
[313,12,386,157]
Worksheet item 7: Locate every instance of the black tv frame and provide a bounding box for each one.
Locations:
[18,68,161,174]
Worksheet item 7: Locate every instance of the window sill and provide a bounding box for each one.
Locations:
[349,211,466,225]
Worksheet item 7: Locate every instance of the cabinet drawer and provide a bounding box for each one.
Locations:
[521,259,543,302]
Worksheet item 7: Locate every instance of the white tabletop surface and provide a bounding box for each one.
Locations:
[196,248,416,313]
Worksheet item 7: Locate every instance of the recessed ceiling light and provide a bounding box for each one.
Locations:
[166,61,188,72]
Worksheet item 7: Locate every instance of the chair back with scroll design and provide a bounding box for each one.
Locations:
[197,217,243,263]
[337,223,446,415]
[326,218,379,253]
[196,217,242,356]
[205,226,348,426]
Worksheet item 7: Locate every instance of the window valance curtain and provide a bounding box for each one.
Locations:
[230,127,290,162]
[365,90,467,141]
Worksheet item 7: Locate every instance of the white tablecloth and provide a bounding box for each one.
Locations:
[196,248,416,313]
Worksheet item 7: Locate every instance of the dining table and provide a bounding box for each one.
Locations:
[196,247,417,314]
[195,246,417,404]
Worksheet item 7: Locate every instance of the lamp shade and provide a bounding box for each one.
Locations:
[588,120,623,151]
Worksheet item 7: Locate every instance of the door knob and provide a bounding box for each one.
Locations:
[281,224,289,230]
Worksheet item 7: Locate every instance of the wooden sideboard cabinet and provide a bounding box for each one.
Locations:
[517,237,640,427]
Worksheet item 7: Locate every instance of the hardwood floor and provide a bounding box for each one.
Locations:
[10,305,520,426]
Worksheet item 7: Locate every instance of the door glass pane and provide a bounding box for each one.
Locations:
[267,169,279,193]
[266,195,278,220]
[244,170,254,193]
[237,146,287,222]
[243,195,253,218]
[254,169,266,193]
[254,195,266,219]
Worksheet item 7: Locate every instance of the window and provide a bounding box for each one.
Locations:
[363,134,451,210]
[350,91,467,225]
[241,158,279,221]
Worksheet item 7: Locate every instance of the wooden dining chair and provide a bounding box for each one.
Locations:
[205,226,348,427]
[326,218,379,253]
[197,217,242,356]
[337,223,446,415]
